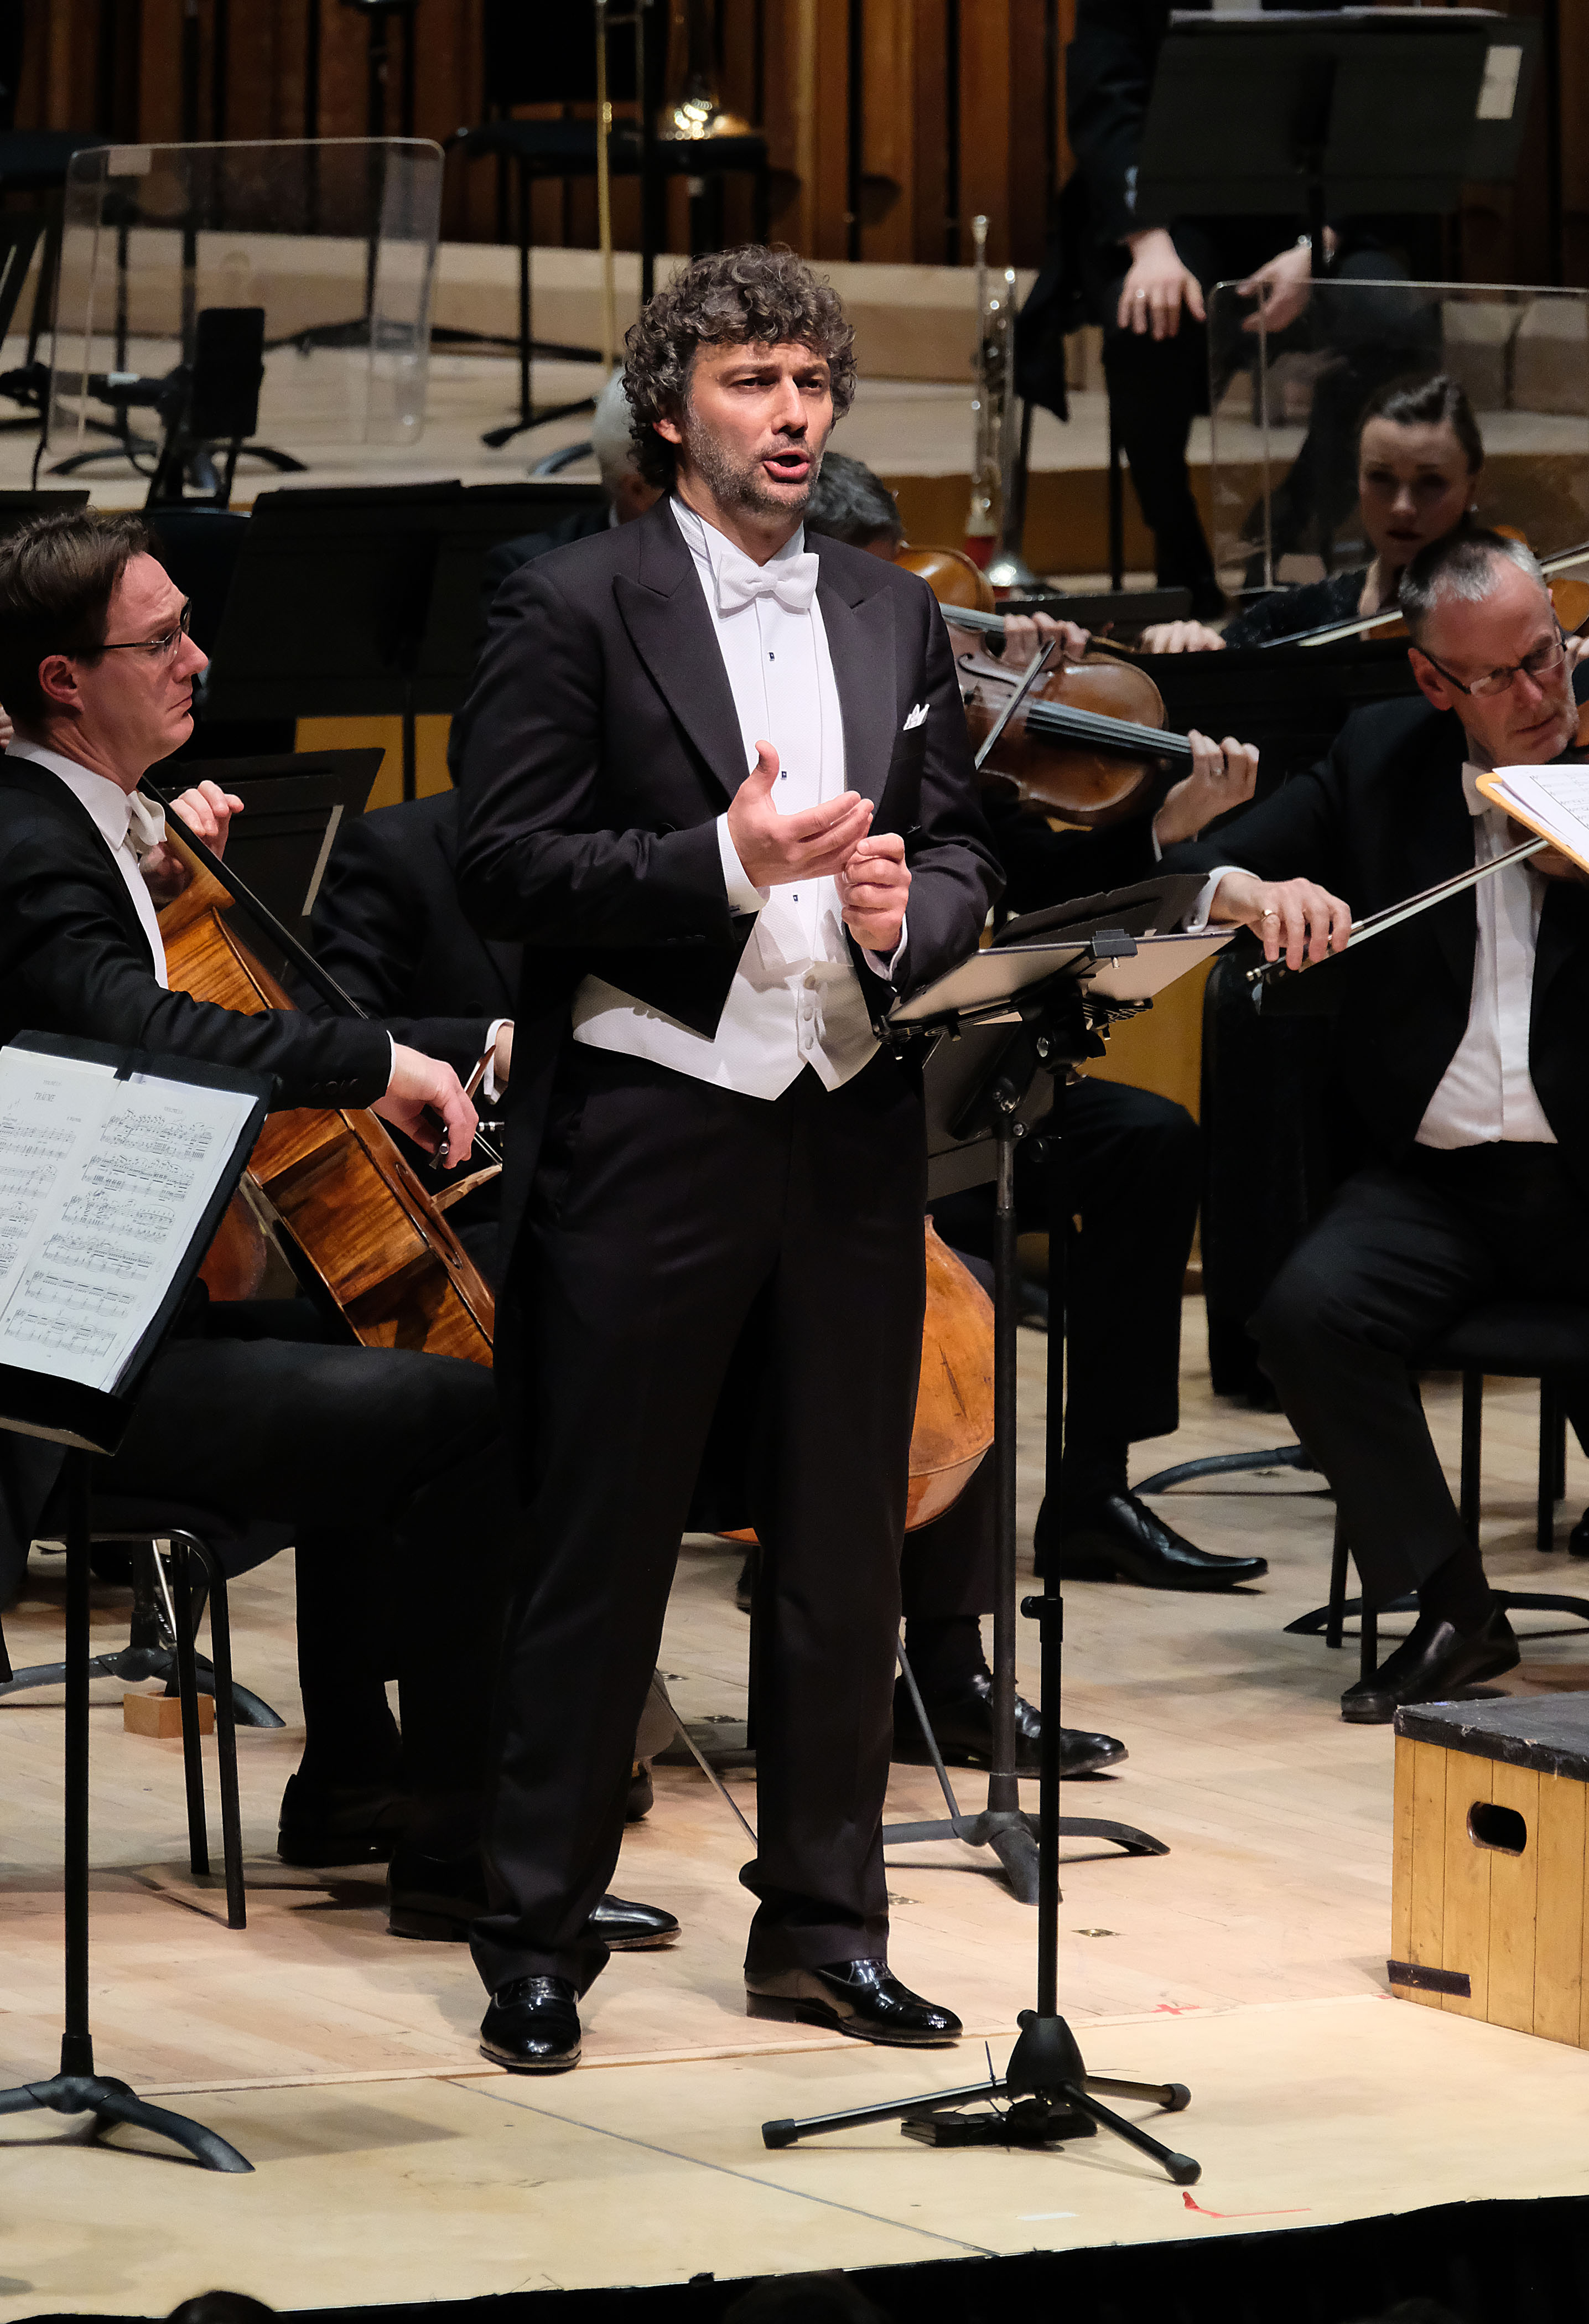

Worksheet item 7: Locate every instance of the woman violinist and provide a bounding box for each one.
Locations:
[1142,371,1484,653]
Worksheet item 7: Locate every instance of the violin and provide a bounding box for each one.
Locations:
[897,541,1193,827]
[1259,536,1589,652]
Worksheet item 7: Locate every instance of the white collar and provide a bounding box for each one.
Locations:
[670,495,808,585]
[7,737,165,854]
[1460,761,1491,818]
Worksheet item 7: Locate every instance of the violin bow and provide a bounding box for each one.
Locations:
[143,782,503,1173]
[1245,833,1551,989]
[1256,538,1589,654]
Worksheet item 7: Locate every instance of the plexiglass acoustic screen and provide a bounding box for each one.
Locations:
[47,139,442,464]
[1207,276,1589,613]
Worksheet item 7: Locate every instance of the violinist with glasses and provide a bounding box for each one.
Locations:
[1164,528,1589,1723]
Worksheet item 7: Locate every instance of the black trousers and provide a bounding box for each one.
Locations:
[99,1306,511,1808]
[474,1046,927,1998]
[1255,1146,1589,1608]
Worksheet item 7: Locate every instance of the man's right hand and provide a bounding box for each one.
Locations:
[375,1044,479,1159]
[1118,227,1205,339]
[1210,870,1353,971]
[726,740,874,890]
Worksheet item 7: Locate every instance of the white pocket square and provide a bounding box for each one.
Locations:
[903,701,929,731]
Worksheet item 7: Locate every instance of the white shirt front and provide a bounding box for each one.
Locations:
[1415,762,1555,1148]
[9,737,169,987]
[570,498,883,1099]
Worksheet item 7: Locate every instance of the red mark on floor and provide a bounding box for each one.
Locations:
[1181,2194,1312,2220]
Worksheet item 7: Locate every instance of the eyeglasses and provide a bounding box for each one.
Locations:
[1416,626,1566,700]
[101,599,193,662]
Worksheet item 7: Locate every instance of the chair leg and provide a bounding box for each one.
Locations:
[1555,1398,1569,1502]
[1326,1515,1349,1650]
[516,159,532,427]
[1540,1380,1561,1555]
[1360,1591,1378,1683]
[168,1541,210,1879]
[1459,1368,1483,1547]
[185,1539,246,1932]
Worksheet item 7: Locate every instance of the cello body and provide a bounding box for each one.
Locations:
[159,845,495,1364]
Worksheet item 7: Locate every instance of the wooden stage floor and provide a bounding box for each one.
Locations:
[6,1304,1589,2313]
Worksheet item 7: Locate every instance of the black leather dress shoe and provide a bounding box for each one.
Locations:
[277,1773,407,1866]
[1043,1492,1268,1592]
[892,1673,1126,1777]
[1339,1606,1520,1726]
[588,1894,680,1950]
[387,1848,679,1952]
[746,1959,961,2045]
[480,1976,581,2072]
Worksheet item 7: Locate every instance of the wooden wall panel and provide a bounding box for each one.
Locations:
[11,0,1585,290]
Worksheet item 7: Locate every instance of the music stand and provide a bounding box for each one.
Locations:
[0,1034,271,2173]
[144,748,383,981]
[765,925,1228,2175]
[199,481,606,802]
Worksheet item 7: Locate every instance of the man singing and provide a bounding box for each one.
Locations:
[458,246,1000,2071]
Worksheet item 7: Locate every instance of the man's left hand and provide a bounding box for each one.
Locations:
[839,830,910,954]
[140,779,245,903]
[1152,730,1259,847]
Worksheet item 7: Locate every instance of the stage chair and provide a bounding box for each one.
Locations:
[448,0,770,448]
[1,1496,293,1932]
[1289,1301,1589,1681]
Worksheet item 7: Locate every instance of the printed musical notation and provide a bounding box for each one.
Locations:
[0,1050,261,1396]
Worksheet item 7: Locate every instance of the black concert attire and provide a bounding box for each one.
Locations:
[0,753,516,1850]
[1220,569,1364,650]
[302,787,522,1278]
[480,504,611,625]
[456,496,999,2000]
[1166,686,1589,1620]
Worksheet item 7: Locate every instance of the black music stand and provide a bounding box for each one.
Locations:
[764,927,1226,2176]
[0,1034,271,2173]
[199,482,606,802]
[144,748,383,981]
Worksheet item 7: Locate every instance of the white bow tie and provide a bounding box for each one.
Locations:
[716,551,819,618]
[125,791,168,858]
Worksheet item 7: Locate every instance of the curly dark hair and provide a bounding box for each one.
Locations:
[622,245,857,489]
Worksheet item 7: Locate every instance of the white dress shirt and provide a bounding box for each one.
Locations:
[570,497,886,1098]
[1415,762,1555,1148]
[9,737,170,985]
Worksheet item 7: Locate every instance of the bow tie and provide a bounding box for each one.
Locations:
[125,792,168,859]
[716,551,819,618]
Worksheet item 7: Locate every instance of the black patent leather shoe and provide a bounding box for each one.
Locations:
[1339,1606,1520,1726]
[387,1848,680,1951]
[277,1772,407,1866]
[1043,1491,1268,1592]
[892,1674,1126,1777]
[588,1893,679,1950]
[480,1975,581,2072]
[745,1959,961,2046]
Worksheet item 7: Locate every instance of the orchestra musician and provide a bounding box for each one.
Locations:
[1142,372,1486,654]
[0,509,676,1957]
[472,370,663,629]
[455,246,1000,2073]
[807,449,1269,1600]
[1166,528,1589,1722]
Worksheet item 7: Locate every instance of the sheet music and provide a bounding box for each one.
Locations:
[1477,766,1589,876]
[0,1049,259,1393]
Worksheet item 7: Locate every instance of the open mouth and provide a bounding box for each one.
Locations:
[762,448,811,486]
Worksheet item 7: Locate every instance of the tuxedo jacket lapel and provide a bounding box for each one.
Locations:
[1399,720,1478,998]
[0,758,158,976]
[815,544,899,808]
[614,501,750,805]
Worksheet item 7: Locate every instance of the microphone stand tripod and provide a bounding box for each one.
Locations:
[763,950,1197,2182]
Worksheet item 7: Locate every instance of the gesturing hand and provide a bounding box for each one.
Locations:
[1211,870,1352,971]
[839,830,910,955]
[726,740,874,890]
[375,1044,479,1160]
